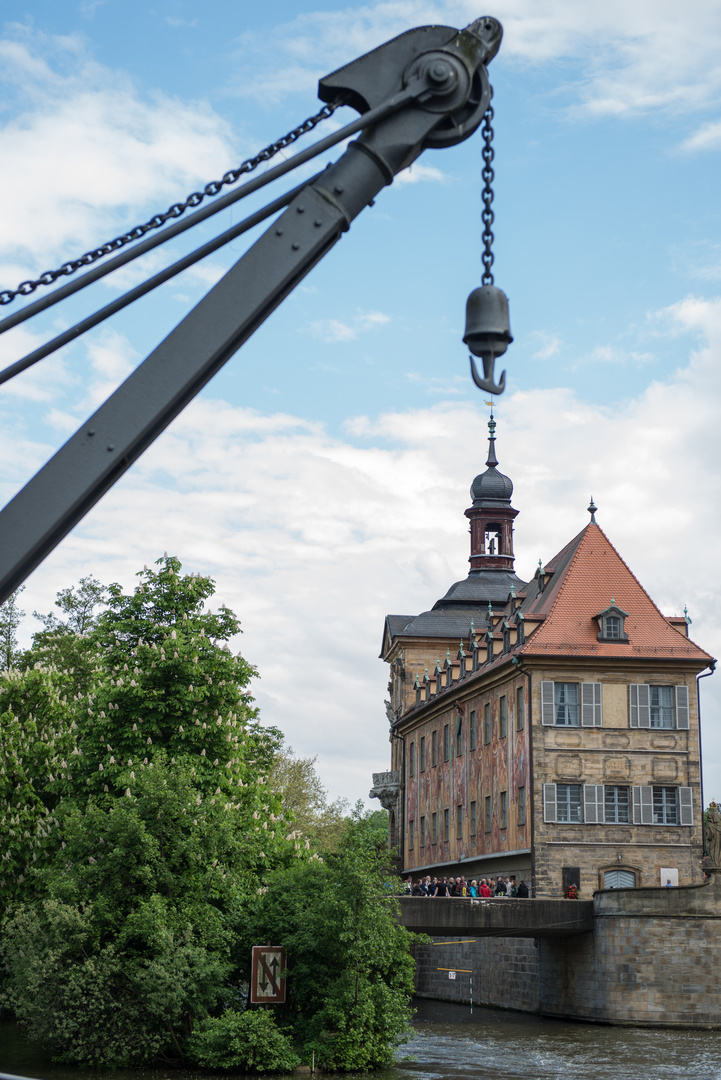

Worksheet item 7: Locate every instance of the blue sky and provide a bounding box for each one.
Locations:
[1,0,720,808]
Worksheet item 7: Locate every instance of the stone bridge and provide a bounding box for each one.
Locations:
[398,896,594,938]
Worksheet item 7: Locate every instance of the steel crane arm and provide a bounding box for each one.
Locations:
[0,16,502,604]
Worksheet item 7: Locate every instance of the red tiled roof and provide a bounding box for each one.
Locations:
[520,523,711,662]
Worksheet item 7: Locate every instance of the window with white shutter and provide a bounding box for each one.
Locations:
[675,685,690,730]
[679,786,693,825]
[632,785,653,824]
[583,784,605,823]
[541,681,555,725]
[629,684,650,728]
[581,682,603,727]
[543,782,557,822]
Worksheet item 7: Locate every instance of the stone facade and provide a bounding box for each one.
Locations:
[413,936,539,1014]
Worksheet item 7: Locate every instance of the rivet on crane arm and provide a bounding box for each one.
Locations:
[463,84,512,396]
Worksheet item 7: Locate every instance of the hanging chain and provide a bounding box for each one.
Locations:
[480,91,495,286]
[0,99,344,308]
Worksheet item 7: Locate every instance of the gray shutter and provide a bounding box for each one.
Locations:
[679,786,693,825]
[543,783,557,822]
[630,684,650,728]
[584,784,604,823]
[633,785,653,824]
[675,685,690,730]
[541,681,555,726]
[582,682,602,727]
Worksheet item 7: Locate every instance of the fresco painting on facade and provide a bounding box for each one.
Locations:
[375,416,714,896]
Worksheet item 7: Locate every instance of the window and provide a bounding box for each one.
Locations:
[500,790,507,829]
[595,605,629,642]
[562,866,580,893]
[499,695,507,739]
[554,683,578,726]
[457,804,463,839]
[605,785,629,824]
[485,795,492,832]
[432,812,437,845]
[484,703,491,744]
[420,815,426,846]
[432,730,437,767]
[470,710,476,750]
[556,783,583,823]
[420,736,426,772]
[456,718,463,756]
[653,786,678,825]
[516,686,525,731]
[650,686,675,729]
[409,820,415,850]
[633,785,693,825]
[443,724,450,761]
[629,684,689,729]
[604,869,636,889]
[470,800,477,836]
[518,786,526,826]
[443,808,450,842]
[409,742,415,777]
[542,681,602,726]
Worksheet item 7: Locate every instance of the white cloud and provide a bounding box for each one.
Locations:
[228,0,721,125]
[0,29,237,289]
[395,163,449,185]
[530,331,562,360]
[306,309,391,343]
[9,294,721,805]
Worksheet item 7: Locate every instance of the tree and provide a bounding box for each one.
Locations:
[0,558,303,1064]
[33,574,107,636]
[238,808,415,1071]
[0,586,25,670]
[270,746,349,852]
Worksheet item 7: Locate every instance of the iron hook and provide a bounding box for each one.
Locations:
[469,353,505,395]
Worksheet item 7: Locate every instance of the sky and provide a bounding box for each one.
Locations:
[1,0,720,808]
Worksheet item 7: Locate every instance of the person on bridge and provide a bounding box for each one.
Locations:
[495,877,507,896]
[516,880,529,898]
[479,879,492,897]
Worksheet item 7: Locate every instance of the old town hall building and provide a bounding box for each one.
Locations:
[372,415,714,896]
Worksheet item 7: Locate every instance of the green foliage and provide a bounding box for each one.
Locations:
[270,746,349,852]
[0,558,307,1065]
[240,808,415,1071]
[0,587,25,670]
[0,560,414,1071]
[188,1009,301,1072]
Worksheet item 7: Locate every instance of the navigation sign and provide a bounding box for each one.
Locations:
[250,945,287,1004]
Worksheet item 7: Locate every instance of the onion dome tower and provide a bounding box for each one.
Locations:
[430,413,525,615]
[466,412,517,573]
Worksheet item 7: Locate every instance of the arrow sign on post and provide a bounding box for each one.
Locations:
[251,946,287,1004]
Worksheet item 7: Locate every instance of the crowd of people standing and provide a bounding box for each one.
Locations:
[403,875,530,898]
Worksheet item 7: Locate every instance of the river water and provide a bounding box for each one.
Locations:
[3,1000,721,1080]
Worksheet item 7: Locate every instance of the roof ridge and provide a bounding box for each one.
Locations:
[544,524,588,571]
[523,525,591,647]
[522,521,711,660]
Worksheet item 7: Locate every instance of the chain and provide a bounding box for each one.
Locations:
[0,100,344,308]
[480,92,494,286]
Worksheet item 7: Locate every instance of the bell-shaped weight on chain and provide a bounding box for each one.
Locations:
[463,284,512,395]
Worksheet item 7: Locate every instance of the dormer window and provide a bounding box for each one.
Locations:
[595,603,629,643]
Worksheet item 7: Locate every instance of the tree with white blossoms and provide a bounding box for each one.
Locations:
[0,557,308,1066]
